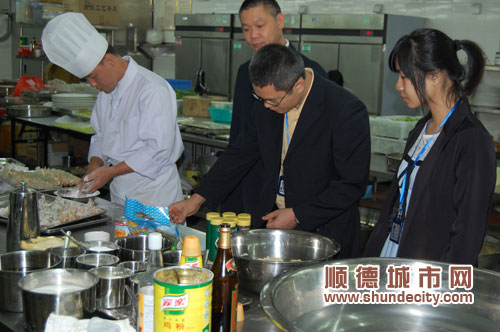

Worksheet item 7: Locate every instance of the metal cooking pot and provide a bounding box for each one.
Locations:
[231,229,340,294]
[47,246,86,268]
[90,266,133,309]
[19,268,98,332]
[115,234,175,262]
[0,250,61,312]
[6,104,52,118]
[261,258,500,332]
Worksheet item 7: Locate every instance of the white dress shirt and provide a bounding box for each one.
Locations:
[89,56,184,206]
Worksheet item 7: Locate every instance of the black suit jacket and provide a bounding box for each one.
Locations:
[222,45,327,214]
[364,99,496,264]
[198,74,370,258]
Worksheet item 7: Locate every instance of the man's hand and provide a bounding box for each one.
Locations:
[83,166,114,193]
[262,208,297,229]
[169,193,206,224]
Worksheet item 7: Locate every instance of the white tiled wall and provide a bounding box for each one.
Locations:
[192,0,500,63]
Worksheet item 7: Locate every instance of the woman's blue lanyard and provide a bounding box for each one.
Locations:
[397,98,461,217]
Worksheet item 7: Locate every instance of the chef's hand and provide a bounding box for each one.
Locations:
[77,157,104,192]
[83,166,113,193]
[263,208,297,229]
[169,193,206,224]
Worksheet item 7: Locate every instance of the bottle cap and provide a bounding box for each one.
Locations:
[182,235,201,257]
[206,212,220,221]
[222,211,236,218]
[237,214,251,226]
[210,216,223,226]
[148,232,162,250]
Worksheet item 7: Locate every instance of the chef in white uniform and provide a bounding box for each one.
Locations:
[42,13,184,206]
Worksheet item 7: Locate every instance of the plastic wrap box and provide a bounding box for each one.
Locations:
[371,136,407,155]
[369,115,420,140]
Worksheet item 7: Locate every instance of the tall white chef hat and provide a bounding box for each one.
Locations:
[42,13,108,79]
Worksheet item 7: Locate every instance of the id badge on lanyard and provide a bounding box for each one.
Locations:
[277,176,285,196]
[390,211,404,244]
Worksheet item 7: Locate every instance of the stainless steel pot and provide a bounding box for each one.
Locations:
[231,229,340,294]
[115,234,175,262]
[261,258,500,332]
[19,268,98,332]
[76,253,119,270]
[6,104,52,118]
[117,260,149,274]
[90,266,133,309]
[0,250,61,312]
[47,246,86,268]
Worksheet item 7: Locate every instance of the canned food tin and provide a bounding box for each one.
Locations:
[154,266,213,332]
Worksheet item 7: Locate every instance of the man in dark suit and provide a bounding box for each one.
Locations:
[222,0,327,214]
[170,44,370,258]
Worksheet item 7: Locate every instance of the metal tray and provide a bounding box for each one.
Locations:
[0,193,106,232]
[0,158,25,168]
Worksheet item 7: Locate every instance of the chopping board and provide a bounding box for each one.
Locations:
[182,95,228,118]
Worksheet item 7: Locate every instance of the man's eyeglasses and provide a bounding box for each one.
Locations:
[252,82,295,108]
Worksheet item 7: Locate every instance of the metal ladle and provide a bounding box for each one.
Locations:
[60,229,89,250]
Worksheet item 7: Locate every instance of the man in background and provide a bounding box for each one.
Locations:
[223,0,326,215]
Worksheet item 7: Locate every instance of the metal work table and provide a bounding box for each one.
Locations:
[8,115,92,167]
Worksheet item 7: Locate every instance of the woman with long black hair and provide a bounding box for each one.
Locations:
[365,28,496,264]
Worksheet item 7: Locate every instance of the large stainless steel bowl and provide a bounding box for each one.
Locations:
[261,258,500,331]
[115,234,175,262]
[231,229,340,294]
[0,250,61,312]
[19,268,98,332]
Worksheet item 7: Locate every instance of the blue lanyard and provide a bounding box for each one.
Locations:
[285,113,290,146]
[397,99,461,215]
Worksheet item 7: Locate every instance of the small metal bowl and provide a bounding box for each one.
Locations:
[231,229,340,294]
[76,253,119,270]
[55,188,100,204]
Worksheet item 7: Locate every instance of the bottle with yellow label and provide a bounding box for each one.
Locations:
[211,223,238,332]
[180,235,203,268]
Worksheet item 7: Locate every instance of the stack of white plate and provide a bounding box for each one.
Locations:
[52,93,97,111]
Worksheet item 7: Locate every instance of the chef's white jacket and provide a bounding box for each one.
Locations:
[89,56,184,206]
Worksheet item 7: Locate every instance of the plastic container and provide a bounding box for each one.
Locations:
[211,101,233,109]
[369,115,420,140]
[371,135,407,155]
[166,79,192,91]
[209,107,232,123]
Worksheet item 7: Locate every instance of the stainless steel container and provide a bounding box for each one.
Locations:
[84,240,119,256]
[231,229,340,294]
[47,246,86,268]
[6,104,52,118]
[115,234,175,262]
[19,268,98,332]
[0,250,61,312]
[117,261,149,274]
[162,249,182,266]
[90,266,133,309]
[261,258,500,331]
[6,182,40,252]
[76,253,119,270]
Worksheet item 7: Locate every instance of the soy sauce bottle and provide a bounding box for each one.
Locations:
[211,223,238,332]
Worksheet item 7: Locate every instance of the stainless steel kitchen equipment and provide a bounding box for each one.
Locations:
[19,268,99,331]
[175,14,232,96]
[230,14,301,100]
[76,253,119,270]
[0,250,61,312]
[90,266,133,309]
[231,229,340,294]
[6,104,52,118]
[115,234,176,262]
[6,182,40,252]
[299,14,425,115]
[47,246,86,268]
[117,260,149,274]
[261,258,500,331]
[84,240,120,256]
